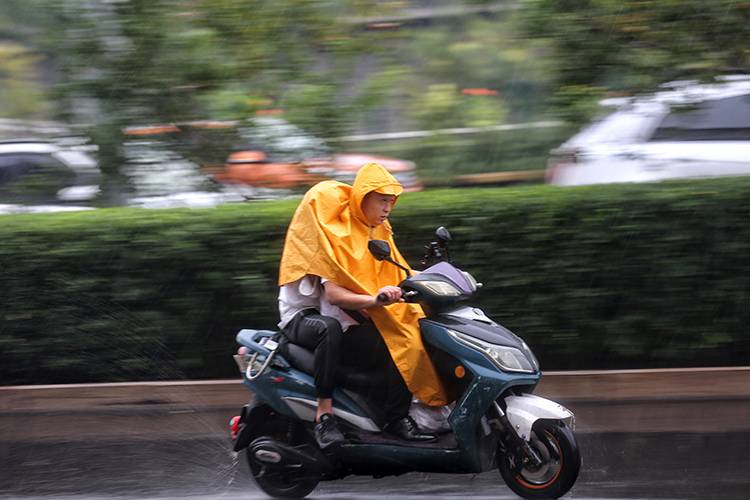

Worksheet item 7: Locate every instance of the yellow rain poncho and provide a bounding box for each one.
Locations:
[278,163,449,406]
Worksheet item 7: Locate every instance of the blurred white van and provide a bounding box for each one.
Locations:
[546,76,750,186]
[0,140,101,214]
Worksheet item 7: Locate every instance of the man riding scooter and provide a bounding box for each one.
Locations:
[230,165,580,500]
[276,162,446,448]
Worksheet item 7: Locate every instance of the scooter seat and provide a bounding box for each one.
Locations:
[283,342,374,391]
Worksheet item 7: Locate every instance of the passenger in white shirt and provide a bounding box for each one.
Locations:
[278,273,408,449]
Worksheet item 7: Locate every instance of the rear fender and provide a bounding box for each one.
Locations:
[504,394,575,442]
[233,402,269,452]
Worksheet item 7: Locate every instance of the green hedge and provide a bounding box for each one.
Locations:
[2,178,750,385]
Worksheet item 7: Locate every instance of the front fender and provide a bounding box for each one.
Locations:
[504,394,575,441]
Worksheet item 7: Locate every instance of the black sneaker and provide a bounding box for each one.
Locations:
[314,413,346,449]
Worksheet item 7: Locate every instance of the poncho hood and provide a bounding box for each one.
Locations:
[349,162,404,226]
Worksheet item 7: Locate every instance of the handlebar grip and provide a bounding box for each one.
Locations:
[378,289,416,303]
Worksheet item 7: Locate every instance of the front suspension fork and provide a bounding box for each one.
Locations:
[493,401,543,470]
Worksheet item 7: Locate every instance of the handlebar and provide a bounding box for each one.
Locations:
[377,289,418,303]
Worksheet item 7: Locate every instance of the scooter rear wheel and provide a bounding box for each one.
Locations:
[246,450,319,498]
[498,420,580,499]
[244,403,320,498]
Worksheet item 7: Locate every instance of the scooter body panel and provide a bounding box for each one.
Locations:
[237,331,379,431]
[236,315,545,476]
[417,319,540,472]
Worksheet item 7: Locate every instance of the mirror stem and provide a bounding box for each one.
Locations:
[386,257,411,278]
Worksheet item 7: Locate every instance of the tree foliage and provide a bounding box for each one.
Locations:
[35,0,370,125]
[0,0,393,197]
[519,0,750,122]
[4,1,748,178]
[0,42,50,118]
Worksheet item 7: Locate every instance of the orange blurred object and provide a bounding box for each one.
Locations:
[254,108,284,116]
[214,151,422,192]
[123,124,181,135]
[215,150,324,189]
[366,22,401,30]
[461,88,499,96]
[121,120,422,192]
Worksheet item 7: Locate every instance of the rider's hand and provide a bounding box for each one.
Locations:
[375,286,403,306]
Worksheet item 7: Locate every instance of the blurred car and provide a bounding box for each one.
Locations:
[214,149,324,190]
[304,152,422,192]
[214,117,422,191]
[122,138,256,208]
[127,117,423,193]
[216,150,421,192]
[546,75,750,186]
[0,139,100,214]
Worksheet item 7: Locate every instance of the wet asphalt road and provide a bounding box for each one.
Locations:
[2,430,749,500]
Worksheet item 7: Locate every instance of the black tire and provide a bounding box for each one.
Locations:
[498,420,581,499]
[243,404,320,498]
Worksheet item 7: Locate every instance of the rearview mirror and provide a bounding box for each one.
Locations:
[435,226,451,245]
[368,239,411,277]
[368,239,392,261]
[422,227,452,265]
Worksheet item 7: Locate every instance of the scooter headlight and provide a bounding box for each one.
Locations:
[519,340,540,372]
[448,330,537,373]
[420,280,462,297]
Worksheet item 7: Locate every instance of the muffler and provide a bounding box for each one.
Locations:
[248,437,333,474]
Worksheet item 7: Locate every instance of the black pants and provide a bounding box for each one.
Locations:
[282,310,411,424]
[283,310,343,399]
[341,323,412,424]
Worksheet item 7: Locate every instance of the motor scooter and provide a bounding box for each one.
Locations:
[230,227,581,499]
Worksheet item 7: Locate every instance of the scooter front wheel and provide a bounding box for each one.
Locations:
[498,420,580,499]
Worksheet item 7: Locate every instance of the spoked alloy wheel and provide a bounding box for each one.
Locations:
[244,404,320,498]
[498,420,580,499]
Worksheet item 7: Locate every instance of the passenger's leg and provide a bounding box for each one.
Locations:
[284,312,343,403]
[283,312,346,448]
[284,313,343,413]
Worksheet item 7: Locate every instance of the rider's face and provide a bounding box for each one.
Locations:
[362,191,397,227]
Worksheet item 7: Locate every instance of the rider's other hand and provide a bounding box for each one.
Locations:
[375,286,403,305]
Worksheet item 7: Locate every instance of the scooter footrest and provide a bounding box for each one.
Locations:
[344,430,458,450]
